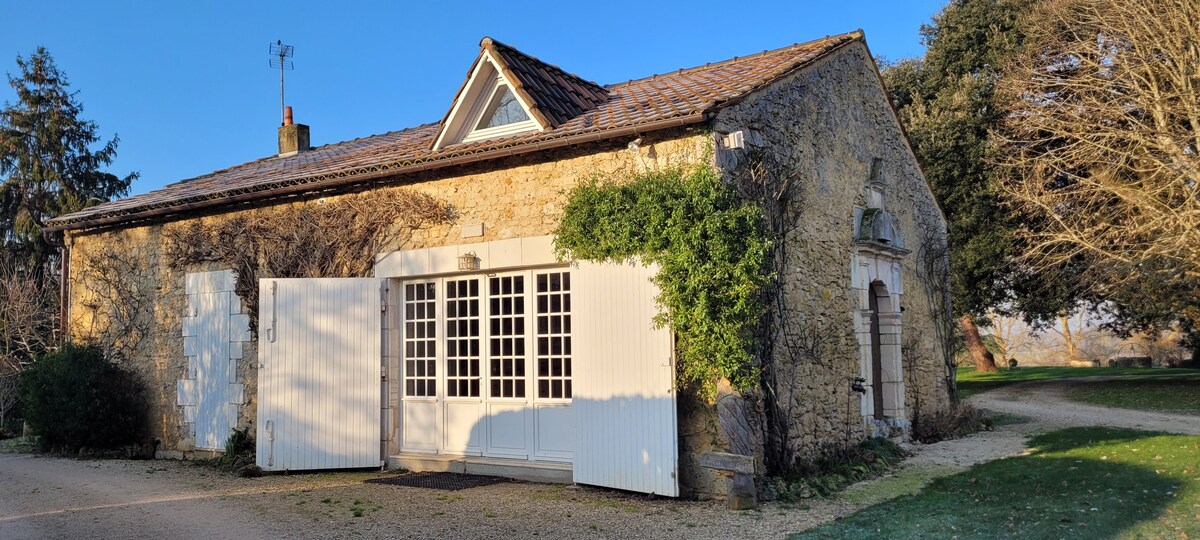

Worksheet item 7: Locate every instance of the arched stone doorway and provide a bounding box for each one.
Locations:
[852,250,907,435]
[851,159,910,436]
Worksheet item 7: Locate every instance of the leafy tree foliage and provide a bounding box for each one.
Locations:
[881,0,1041,371]
[0,47,134,278]
[19,343,146,450]
[555,166,772,391]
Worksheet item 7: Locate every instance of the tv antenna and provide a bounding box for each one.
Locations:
[268,40,294,126]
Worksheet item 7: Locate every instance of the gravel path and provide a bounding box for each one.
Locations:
[3,376,1195,539]
[968,376,1200,435]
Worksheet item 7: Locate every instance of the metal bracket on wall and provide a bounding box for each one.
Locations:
[266,281,278,343]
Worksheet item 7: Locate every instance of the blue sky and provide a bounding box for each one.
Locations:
[0,1,945,196]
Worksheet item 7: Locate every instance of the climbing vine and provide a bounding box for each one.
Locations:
[554,165,773,392]
[162,188,452,330]
[75,241,157,360]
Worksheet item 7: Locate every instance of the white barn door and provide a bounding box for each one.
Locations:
[572,261,678,496]
[256,278,382,471]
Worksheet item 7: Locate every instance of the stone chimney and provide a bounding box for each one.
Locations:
[277,105,310,156]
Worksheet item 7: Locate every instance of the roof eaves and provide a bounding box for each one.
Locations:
[47,112,712,232]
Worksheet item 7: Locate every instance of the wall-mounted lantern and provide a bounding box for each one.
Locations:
[458,251,480,271]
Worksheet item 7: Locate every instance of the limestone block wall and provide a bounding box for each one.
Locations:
[710,41,953,469]
[65,130,710,457]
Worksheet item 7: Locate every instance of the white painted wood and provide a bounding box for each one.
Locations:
[572,261,678,497]
[256,278,382,471]
[433,50,544,150]
[486,403,529,458]
[402,402,440,453]
[194,291,231,450]
[534,404,573,461]
[181,270,247,451]
[374,235,558,278]
[443,402,483,454]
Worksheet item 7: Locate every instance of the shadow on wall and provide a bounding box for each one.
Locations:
[255,280,380,470]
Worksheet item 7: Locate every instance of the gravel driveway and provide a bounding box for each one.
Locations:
[0,453,865,540]
[3,376,1196,539]
[968,376,1200,436]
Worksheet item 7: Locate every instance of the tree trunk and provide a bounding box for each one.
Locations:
[1058,316,1079,361]
[960,314,998,372]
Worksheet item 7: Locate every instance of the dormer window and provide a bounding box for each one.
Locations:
[461,82,539,144]
[433,48,545,150]
[477,85,528,129]
[432,37,607,151]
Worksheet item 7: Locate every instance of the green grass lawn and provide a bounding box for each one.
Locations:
[791,427,1200,539]
[1066,377,1200,414]
[956,366,1200,398]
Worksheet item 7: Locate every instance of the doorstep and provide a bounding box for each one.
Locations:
[388,453,572,484]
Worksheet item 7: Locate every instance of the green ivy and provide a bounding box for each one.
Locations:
[555,165,773,392]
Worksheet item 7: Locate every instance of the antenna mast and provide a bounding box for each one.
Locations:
[268,40,295,126]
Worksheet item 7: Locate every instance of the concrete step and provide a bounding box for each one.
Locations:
[387,453,572,484]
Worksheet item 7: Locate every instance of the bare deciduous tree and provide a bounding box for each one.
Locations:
[985,311,1035,364]
[996,0,1200,321]
[0,265,57,373]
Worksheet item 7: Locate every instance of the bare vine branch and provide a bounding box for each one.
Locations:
[996,0,1200,316]
[162,188,452,330]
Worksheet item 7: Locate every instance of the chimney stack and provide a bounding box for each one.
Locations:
[278,105,310,156]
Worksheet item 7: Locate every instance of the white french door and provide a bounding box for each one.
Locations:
[399,268,574,461]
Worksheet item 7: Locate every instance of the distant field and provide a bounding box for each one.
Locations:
[956,365,1200,398]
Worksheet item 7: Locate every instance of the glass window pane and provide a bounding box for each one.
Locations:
[475,85,530,129]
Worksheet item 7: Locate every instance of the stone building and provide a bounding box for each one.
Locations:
[45,31,953,500]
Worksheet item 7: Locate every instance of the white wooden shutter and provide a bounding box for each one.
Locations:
[571,261,678,496]
[192,290,232,450]
[256,278,382,471]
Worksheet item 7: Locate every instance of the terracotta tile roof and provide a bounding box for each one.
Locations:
[49,31,862,230]
[485,38,609,128]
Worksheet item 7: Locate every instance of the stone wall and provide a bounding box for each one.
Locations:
[66,130,710,458]
[707,41,953,475]
[64,42,952,500]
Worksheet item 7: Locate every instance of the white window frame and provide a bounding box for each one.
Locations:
[399,268,572,407]
[461,81,539,144]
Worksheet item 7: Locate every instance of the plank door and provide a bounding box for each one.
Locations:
[571,261,678,496]
[192,290,233,450]
[256,278,382,471]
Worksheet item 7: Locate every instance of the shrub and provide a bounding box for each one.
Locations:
[1108,356,1153,368]
[218,426,255,469]
[766,437,908,500]
[911,404,992,444]
[19,343,146,451]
